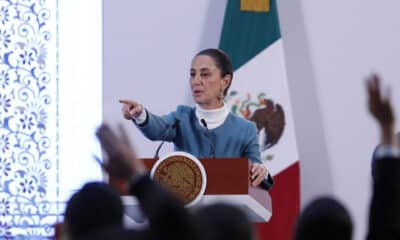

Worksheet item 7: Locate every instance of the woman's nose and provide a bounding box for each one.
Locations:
[191,74,202,85]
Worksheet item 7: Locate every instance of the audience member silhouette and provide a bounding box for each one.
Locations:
[194,203,255,240]
[87,124,200,240]
[293,197,353,240]
[366,74,400,240]
[63,181,124,239]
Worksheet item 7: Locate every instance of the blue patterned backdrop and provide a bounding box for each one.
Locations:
[0,0,59,238]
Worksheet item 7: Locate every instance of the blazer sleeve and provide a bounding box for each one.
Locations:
[243,122,274,191]
[134,109,178,142]
[367,156,400,240]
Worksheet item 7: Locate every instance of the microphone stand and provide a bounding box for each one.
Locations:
[154,120,179,159]
[200,119,216,158]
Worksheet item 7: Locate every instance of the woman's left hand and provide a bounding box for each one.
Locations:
[251,163,268,187]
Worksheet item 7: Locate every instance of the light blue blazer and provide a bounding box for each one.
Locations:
[134,105,273,190]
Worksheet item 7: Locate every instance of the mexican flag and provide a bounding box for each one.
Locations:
[219,0,300,239]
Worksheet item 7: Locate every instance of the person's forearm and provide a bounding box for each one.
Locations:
[380,124,396,146]
[136,111,176,141]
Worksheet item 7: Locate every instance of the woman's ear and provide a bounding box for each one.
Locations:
[222,74,232,91]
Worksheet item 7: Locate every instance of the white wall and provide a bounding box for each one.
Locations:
[278,1,400,239]
[59,0,103,200]
[103,1,400,240]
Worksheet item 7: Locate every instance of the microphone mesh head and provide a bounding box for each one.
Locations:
[201,119,207,128]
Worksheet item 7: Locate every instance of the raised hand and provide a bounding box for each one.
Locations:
[367,74,394,127]
[119,99,144,120]
[366,74,396,145]
[96,124,145,181]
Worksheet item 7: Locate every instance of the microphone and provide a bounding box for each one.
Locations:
[200,119,216,158]
[154,119,180,159]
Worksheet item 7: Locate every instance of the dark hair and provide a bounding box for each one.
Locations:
[195,48,233,96]
[194,203,254,240]
[294,197,353,240]
[64,182,124,238]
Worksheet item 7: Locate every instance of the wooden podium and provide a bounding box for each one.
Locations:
[114,157,272,225]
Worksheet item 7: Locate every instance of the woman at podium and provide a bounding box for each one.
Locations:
[120,48,273,190]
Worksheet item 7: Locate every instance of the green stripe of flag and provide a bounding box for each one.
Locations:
[219,0,281,71]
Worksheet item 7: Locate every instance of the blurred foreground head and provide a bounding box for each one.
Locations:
[294,197,353,240]
[194,203,255,240]
[64,181,124,239]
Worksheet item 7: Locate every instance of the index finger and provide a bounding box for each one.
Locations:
[366,74,380,96]
[119,99,138,106]
[252,174,265,187]
[250,163,260,173]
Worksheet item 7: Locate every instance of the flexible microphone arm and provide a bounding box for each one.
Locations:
[154,120,179,159]
[154,141,166,160]
[200,119,216,158]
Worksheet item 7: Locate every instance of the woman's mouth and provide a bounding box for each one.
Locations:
[193,90,203,95]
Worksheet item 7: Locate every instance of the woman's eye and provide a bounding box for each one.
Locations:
[201,72,210,78]
[190,72,195,78]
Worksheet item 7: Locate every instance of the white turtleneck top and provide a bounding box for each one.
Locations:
[194,104,229,129]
